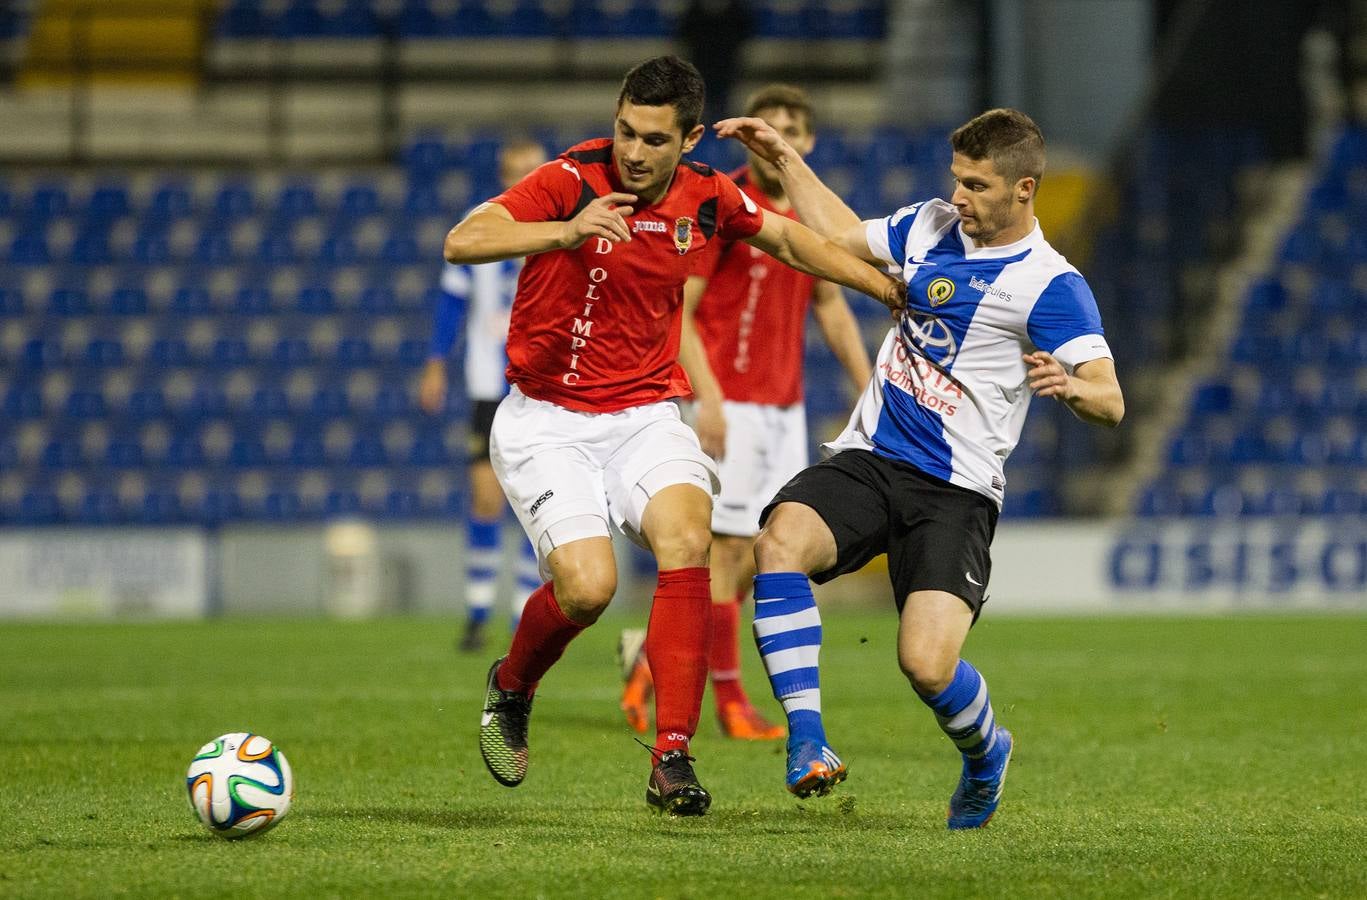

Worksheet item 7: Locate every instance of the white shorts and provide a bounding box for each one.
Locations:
[712,401,808,537]
[490,386,719,579]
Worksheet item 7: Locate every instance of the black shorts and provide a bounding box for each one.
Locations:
[466,399,501,464]
[760,449,999,617]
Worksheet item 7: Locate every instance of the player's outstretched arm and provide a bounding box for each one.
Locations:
[1024,352,1125,427]
[747,211,905,313]
[677,276,727,460]
[443,194,637,265]
[715,116,872,261]
[811,280,873,392]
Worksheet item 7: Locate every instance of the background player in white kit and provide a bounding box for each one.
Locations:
[420,140,547,651]
[619,84,872,742]
[715,108,1124,828]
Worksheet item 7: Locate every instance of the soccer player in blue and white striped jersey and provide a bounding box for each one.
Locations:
[716,109,1124,828]
[420,140,547,652]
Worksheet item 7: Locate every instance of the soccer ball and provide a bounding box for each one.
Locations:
[185,732,294,838]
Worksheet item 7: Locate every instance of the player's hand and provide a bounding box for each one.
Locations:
[1024,351,1074,401]
[713,117,793,166]
[695,397,726,461]
[879,274,907,314]
[561,192,636,249]
[418,358,447,414]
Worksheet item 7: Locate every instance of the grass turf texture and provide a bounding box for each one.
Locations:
[2,613,1365,899]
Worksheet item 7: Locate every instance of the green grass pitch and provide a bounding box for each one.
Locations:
[2,612,1365,898]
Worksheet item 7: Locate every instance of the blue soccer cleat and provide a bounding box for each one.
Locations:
[786,740,847,799]
[947,727,1013,830]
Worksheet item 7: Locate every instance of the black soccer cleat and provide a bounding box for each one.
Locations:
[457,620,487,654]
[645,749,711,817]
[479,657,533,787]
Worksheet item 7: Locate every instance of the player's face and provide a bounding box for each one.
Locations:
[950,153,1031,247]
[613,100,704,202]
[747,106,814,196]
[499,145,548,189]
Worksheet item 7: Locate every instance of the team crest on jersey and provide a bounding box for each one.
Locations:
[927,277,955,306]
[673,217,693,254]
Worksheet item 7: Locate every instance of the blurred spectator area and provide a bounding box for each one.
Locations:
[3,128,1116,528]
[1134,126,1367,520]
[0,1,889,163]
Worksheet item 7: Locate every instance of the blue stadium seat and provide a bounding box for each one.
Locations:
[127,386,167,420]
[48,287,92,316]
[273,337,313,367]
[173,286,215,315]
[18,488,62,524]
[87,185,131,221]
[339,183,382,216]
[234,286,275,315]
[213,184,255,219]
[165,433,205,468]
[105,436,145,469]
[251,385,291,418]
[295,286,336,313]
[0,287,23,316]
[212,337,250,367]
[320,235,359,266]
[78,489,122,525]
[3,385,42,419]
[150,182,195,218]
[312,384,351,417]
[8,233,51,264]
[135,488,182,524]
[108,287,150,315]
[41,435,84,469]
[21,337,63,370]
[28,184,70,217]
[64,388,107,418]
[218,0,272,36]
[82,339,125,368]
[289,433,327,467]
[349,433,388,467]
[275,181,320,219]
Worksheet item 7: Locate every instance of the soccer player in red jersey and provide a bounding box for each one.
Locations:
[445,55,903,816]
[619,84,873,742]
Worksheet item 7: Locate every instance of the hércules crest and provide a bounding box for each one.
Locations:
[927,277,955,306]
[673,217,693,254]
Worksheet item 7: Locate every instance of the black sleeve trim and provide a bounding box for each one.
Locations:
[567,179,600,220]
[682,158,714,176]
[698,197,718,239]
[566,146,614,165]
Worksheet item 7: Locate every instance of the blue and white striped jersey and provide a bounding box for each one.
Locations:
[825,198,1112,507]
[438,258,522,402]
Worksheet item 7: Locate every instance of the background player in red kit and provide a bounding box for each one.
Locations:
[619,84,873,741]
[444,55,903,817]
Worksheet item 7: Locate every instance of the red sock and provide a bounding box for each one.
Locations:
[496,581,585,695]
[710,592,747,709]
[648,567,711,754]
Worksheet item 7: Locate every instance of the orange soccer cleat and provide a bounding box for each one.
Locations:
[717,701,785,741]
[618,629,653,734]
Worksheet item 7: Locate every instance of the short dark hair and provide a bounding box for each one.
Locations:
[618,55,706,135]
[950,108,1045,185]
[744,83,814,133]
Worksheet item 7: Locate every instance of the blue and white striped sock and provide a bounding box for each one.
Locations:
[753,572,828,746]
[921,659,1003,775]
[465,516,501,625]
[512,537,540,630]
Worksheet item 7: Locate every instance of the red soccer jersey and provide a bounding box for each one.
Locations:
[490,139,765,413]
[692,167,816,406]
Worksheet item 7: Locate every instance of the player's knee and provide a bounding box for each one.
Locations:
[899,649,957,697]
[650,521,711,570]
[754,523,815,575]
[553,568,617,623]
